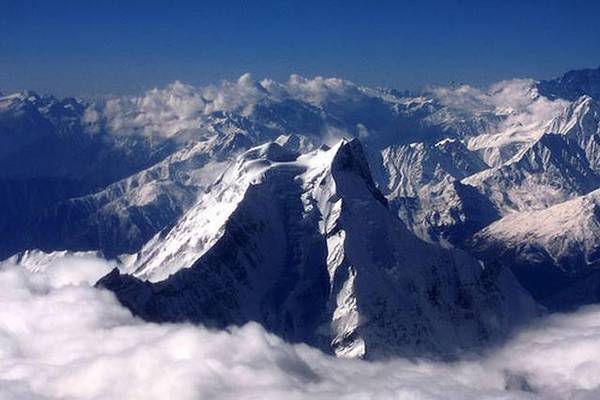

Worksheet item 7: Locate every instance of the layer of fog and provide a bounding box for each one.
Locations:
[1,255,599,400]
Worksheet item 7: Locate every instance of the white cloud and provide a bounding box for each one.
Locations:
[431,79,569,130]
[430,83,495,112]
[99,81,207,137]
[90,74,570,143]
[89,74,371,138]
[278,74,364,104]
[1,256,600,399]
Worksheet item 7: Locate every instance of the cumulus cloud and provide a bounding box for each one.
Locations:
[88,74,370,138]
[98,81,207,137]
[266,74,365,104]
[89,73,571,142]
[1,256,600,399]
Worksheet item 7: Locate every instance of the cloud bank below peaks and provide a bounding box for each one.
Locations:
[84,73,571,142]
[1,256,600,399]
[86,74,368,138]
[430,79,569,130]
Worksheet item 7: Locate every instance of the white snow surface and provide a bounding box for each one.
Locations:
[121,142,304,281]
[97,139,538,360]
[473,188,600,273]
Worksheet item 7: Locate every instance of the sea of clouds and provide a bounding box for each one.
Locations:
[1,255,600,400]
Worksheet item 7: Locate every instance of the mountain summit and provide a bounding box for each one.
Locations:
[99,139,538,359]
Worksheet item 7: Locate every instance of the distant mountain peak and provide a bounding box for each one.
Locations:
[537,66,600,101]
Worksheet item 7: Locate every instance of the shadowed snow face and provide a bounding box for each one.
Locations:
[1,256,600,400]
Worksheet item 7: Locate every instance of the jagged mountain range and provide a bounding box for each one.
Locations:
[3,65,600,358]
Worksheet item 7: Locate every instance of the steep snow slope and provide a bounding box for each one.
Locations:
[469,189,600,308]
[99,139,538,359]
[464,82,569,167]
[380,138,488,199]
[378,138,497,243]
[548,95,600,172]
[121,142,298,281]
[463,133,600,214]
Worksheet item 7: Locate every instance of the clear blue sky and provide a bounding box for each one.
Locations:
[1,0,599,97]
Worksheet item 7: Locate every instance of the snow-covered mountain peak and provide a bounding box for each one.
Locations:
[545,95,600,173]
[0,90,42,113]
[469,188,600,308]
[549,95,600,136]
[330,138,383,196]
[465,87,569,167]
[119,139,373,282]
[380,137,487,199]
[0,89,89,133]
[537,65,600,101]
[100,136,538,359]
[463,132,600,214]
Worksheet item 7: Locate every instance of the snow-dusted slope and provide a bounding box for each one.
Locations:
[99,139,538,359]
[469,188,600,308]
[380,138,488,199]
[463,80,569,167]
[463,133,600,214]
[548,95,600,172]
[378,138,497,244]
